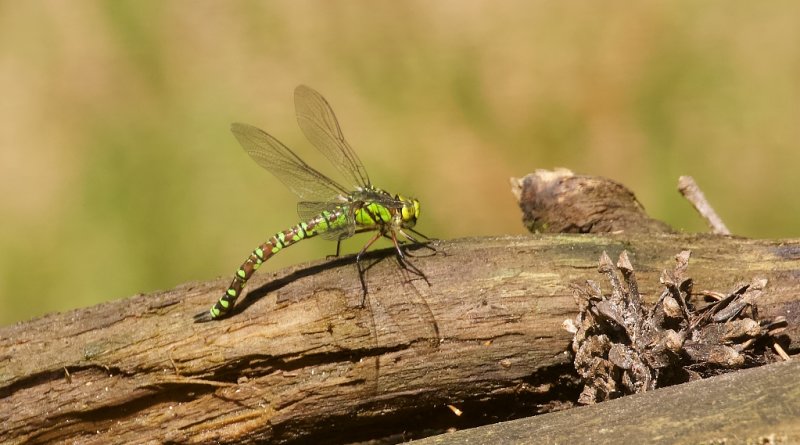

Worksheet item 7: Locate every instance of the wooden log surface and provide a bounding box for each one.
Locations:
[413,358,800,445]
[2,233,799,444]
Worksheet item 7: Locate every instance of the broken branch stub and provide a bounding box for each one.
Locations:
[510,169,673,234]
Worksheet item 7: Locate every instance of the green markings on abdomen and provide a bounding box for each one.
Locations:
[209,208,348,319]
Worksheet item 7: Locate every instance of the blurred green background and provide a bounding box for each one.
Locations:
[1,1,799,325]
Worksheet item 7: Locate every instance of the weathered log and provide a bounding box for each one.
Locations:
[411,358,800,445]
[2,233,799,444]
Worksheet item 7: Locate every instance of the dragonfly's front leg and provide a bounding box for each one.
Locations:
[385,229,437,257]
[408,227,435,242]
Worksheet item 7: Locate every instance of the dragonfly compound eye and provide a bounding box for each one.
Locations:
[399,198,420,225]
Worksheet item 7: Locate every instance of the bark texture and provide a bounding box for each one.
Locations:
[2,234,799,444]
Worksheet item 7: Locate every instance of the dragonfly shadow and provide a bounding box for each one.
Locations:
[233,256,351,316]
[233,246,413,317]
[193,241,436,323]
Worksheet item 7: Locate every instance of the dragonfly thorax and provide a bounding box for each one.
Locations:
[352,190,419,230]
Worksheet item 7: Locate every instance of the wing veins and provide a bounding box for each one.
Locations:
[230,122,350,202]
[295,85,371,188]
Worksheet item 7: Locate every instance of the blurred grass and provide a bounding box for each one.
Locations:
[1,1,799,325]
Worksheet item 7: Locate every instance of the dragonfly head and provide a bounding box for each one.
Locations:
[397,194,420,228]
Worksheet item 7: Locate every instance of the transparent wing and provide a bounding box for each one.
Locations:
[297,201,357,241]
[294,85,371,189]
[231,122,350,202]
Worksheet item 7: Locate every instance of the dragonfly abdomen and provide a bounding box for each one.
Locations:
[208,207,349,319]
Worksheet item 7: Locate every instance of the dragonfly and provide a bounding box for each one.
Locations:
[196,85,430,321]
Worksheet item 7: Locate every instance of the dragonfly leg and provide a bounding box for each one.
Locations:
[355,231,384,306]
[396,229,437,256]
[408,228,435,241]
[398,229,422,245]
[326,239,343,260]
[388,229,405,259]
[388,229,430,285]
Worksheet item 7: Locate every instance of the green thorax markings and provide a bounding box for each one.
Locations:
[196,85,424,322]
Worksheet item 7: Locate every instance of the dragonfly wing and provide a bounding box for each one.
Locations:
[294,85,371,189]
[297,201,357,241]
[231,123,350,201]
[352,188,406,210]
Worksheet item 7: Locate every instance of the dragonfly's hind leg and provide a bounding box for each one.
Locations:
[354,231,384,307]
[353,227,432,308]
[325,239,344,260]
